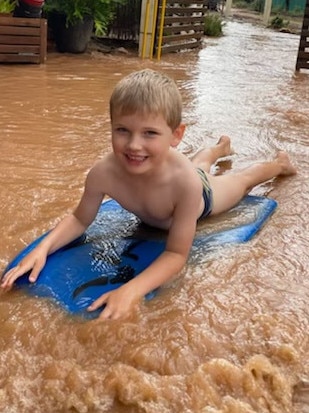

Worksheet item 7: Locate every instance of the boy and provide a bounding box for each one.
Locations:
[1,69,297,320]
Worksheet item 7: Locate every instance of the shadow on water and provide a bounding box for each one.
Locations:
[0,20,308,413]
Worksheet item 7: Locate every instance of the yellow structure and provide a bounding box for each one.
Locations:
[139,0,160,59]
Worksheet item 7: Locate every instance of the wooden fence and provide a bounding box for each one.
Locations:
[155,0,208,57]
[107,0,142,40]
[295,0,309,71]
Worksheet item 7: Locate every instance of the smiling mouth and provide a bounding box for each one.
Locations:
[125,154,148,163]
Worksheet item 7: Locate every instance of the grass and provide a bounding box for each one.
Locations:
[204,13,225,36]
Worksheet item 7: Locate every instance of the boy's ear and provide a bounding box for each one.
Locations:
[171,123,186,147]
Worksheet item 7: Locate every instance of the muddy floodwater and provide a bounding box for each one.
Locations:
[0,20,308,413]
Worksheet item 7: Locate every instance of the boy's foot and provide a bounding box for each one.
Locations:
[216,135,234,158]
[191,135,234,170]
[277,151,297,176]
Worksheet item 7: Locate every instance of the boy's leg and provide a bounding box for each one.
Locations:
[207,151,297,216]
[191,135,232,172]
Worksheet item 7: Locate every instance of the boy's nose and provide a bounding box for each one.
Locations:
[128,135,142,150]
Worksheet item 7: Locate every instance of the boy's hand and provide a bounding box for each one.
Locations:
[1,248,47,290]
[87,283,142,321]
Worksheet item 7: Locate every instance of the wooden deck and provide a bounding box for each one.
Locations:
[0,16,47,64]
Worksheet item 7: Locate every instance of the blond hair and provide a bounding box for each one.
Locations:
[109,69,182,130]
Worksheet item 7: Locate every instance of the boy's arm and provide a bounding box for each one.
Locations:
[1,167,104,289]
[88,196,199,320]
[125,215,196,294]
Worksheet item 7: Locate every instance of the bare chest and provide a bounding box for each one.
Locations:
[110,184,175,228]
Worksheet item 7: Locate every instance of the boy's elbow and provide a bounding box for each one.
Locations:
[165,249,189,269]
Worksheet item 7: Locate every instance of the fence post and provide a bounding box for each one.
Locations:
[263,0,273,25]
[224,0,233,17]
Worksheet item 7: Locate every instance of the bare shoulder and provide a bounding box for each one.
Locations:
[90,153,114,173]
[86,154,119,182]
[85,154,116,193]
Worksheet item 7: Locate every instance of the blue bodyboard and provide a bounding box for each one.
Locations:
[4,195,277,318]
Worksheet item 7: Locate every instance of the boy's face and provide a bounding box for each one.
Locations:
[111,111,185,175]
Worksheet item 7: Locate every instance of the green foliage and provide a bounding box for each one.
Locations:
[0,0,16,13]
[44,0,126,36]
[233,0,264,11]
[204,13,224,37]
[233,0,253,8]
[270,15,289,28]
[252,0,265,12]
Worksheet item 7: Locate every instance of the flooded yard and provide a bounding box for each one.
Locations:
[0,19,308,413]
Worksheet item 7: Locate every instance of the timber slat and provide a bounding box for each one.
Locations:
[163,23,205,34]
[161,41,201,54]
[0,44,40,54]
[0,35,41,45]
[0,16,42,27]
[165,0,206,4]
[163,16,205,24]
[162,31,204,43]
[0,25,41,36]
[0,53,40,63]
[163,7,205,14]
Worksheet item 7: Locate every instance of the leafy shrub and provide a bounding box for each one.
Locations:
[270,15,289,28]
[204,13,224,36]
[0,0,16,13]
[44,0,125,37]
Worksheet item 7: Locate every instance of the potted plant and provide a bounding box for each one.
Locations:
[13,0,44,18]
[44,0,125,53]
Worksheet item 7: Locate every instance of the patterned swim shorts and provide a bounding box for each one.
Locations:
[196,168,213,219]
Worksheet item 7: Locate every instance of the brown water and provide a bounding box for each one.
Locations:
[0,20,308,413]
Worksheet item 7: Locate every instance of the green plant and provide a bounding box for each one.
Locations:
[0,0,16,13]
[233,0,264,11]
[233,0,252,8]
[204,13,224,37]
[43,0,126,36]
[270,15,289,28]
[252,0,264,12]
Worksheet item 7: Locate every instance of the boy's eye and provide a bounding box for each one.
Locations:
[144,130,158,137]
[115,127,129,133]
